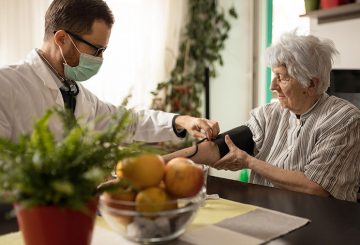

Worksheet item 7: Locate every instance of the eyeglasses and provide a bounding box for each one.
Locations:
[57,30,107,57]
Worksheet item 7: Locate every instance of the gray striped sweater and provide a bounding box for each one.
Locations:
[245,93,360,202]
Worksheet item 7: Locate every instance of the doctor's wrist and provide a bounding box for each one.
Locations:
[172,115,187,138]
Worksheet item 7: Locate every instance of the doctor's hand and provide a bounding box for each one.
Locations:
[175,115,220,139]
[212,135,251,171]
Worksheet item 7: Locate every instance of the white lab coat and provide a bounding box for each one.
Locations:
[0,49,180,143]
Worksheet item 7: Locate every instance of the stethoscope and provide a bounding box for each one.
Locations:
[36,48,79,96]
[61,79,79,96]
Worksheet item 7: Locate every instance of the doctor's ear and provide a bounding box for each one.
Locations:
[53,30,67,47]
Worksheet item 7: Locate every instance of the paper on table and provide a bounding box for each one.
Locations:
[180,225,263,245]
[179,199,262,245]
[216,208,310,242]
[190,199,257,229]
[181,205,310,245]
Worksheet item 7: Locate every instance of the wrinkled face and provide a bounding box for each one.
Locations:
[270,66,311,115]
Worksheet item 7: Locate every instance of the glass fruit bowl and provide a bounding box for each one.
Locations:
[99,188,205,243]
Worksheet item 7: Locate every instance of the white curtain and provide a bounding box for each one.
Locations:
[0,0,51,66]
[84,0,188,108]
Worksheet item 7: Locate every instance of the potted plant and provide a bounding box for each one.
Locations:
[151,0,238,118]
[0,107,143,245]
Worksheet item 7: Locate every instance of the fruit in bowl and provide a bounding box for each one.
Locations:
[99,188,204,243]
[99,154,206,243]
[120,154,165,189]
[164,157,204,198]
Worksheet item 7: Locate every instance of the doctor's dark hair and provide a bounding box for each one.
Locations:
[44,0,114,40]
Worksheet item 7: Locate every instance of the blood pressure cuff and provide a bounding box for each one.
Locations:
[213,125,255,157]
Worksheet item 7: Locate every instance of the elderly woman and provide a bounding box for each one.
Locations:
[164,32,360,202]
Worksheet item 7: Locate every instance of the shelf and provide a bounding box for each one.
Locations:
[301,3,360,24]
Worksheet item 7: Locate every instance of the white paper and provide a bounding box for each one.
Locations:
[180,225,263,245]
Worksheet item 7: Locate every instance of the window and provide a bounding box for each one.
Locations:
[84,0,187,108]
[272,0,310,40]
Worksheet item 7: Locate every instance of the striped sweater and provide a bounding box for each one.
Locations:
[245,93,360,202]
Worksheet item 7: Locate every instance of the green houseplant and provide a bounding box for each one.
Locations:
[151,0,237,118]
[0,107,144,245]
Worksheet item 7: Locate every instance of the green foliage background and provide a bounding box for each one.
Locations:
[151,0,237,117]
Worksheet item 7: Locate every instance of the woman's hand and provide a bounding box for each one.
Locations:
[212,135,251,171]
[175,115,220,139]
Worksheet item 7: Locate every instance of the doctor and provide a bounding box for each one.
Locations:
[0,0,219,142]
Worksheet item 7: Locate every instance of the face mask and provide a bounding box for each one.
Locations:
[59,35,103,81]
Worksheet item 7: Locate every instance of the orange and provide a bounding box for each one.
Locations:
[135,187,168,213]
[102,188,136,210]
[99,178,136,209]
[164,157,204,198]
[121,154,165,189]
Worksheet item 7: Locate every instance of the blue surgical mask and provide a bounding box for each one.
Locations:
[59,35,103,81]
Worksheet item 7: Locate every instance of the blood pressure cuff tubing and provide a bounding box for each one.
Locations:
[213,125,255,157]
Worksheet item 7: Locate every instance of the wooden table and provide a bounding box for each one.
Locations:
[206,175,360,245]
[1,175,360,244]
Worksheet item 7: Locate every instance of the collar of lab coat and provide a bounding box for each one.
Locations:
[27,50,65,108]
[27,49,60,91]
[26,49,92,119]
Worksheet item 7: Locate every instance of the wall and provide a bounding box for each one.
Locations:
[0,0,51,66]
[310,17,360,69]
[209,0,254,180]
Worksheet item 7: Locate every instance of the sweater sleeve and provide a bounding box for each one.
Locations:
[304,116,360,201]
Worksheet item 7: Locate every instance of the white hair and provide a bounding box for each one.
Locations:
[265,31,339,94]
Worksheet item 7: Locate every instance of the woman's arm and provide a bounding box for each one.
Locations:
[162,141,221,165]
[247,157,329,196]
[213,135,329,197]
